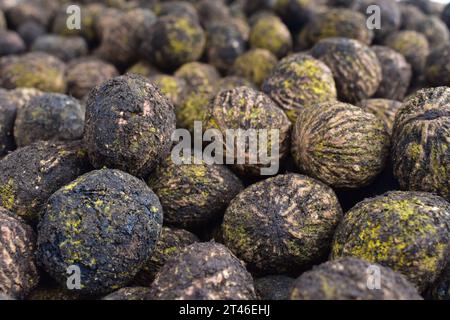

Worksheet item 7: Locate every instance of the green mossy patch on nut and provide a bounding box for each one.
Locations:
[331,191,450,292]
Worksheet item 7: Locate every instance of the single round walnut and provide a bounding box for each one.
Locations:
[149,242,257,300]
[222,174,343,275]
[311,38,382,104]
[292,101,390,189]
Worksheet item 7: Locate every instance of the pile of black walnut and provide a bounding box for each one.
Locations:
[0,0,449,301]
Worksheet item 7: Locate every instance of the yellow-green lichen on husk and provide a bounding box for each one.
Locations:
[331,191,450,292]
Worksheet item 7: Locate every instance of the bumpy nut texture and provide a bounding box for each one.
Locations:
[262,53,337,122]
[290,258,422,300]
[149,156,244,231]
[331,191,450,292]
[134,227,199,285]
[204,86,291,176]
[0,208,39,299]
[96,8,156,66]
[311,38,382,104]
[0,141,91,222]
[84,73,176,178]
[37,169,163,295]
[141,15,206,70]
[150,242,257,300]
[222,174,343,275]
[14,93,85,147]
[292,102,390,189]
[391,87,450,202]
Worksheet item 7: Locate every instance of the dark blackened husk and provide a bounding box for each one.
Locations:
[134,227,199,285]
[152,1,199,22]
[0,91,17,155]
[290,258,422,300]
[18,21,46,47]
[6,0,57,29]
[0,30,26,56]
[357,99,403,135]
[148,156,244,231]
[415,16,449,48]
[274,0,316,31]
[399,4,427,30]
[222,174,343,276]
[391,87,450,202]
[328,0,357,8]
[426,44,450,87]
[148,74,186,108]
[84,73,176,178]
[66,58,119,99]
[255,275,295,300]
[102,287,152,300]
[31,35,88,62]
[14,93,85,147]
[0,88,43,155]
[311,38,382,104]
[442,3,450,30]
[426,262,450,300]
[206,22,245,72]
[331,191,450,293]
[299,9,373,48]
[372,46,412,101]
[0,208,39,299]
[149,242,256,300]
[204,86,291,176]
[140,15,206,71]
[37,169,163,295]
[292,101,390,189]
[96,8,157,67]
[0,140,91,222]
